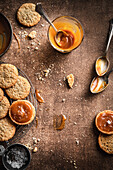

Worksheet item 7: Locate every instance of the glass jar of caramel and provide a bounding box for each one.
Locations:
[48,16,84,53]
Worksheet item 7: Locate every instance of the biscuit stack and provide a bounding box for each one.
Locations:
[0,63,31,141]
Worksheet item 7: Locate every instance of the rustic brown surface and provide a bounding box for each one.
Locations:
[1,0,113,169]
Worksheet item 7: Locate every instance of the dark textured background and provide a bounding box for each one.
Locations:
[1,0,113,169]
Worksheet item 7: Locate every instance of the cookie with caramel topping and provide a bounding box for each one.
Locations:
[9,100,36,125]
[17,3,41,27]
[98,133,113,154]
[0,117,16,141]
[95,110,113,134]
[6,76,31,100]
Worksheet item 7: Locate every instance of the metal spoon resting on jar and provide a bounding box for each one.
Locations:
[95,19,113,76]
[36,3,71,48]
[90,68,113,93]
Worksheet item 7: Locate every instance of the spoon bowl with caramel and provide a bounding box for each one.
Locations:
[95,19,113,76]
[90,68,113,93]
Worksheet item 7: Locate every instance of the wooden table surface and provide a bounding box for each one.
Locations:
[1,0,113,169]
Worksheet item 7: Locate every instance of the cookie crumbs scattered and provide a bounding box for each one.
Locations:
[41,24,44,27]
[32,137,37,144]
[25,143,33,150]
[37,138,40,142]
[28,31,36,39]
[75,138,79,145]
[62,99,65,102]
[67,74,74,88]
[74,122,77,125]
[35,47,38,50]
[59,83,62,86]
[31,42,36,46]
[33,146,38,153]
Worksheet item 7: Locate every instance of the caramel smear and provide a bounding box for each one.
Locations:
[35,90,44,103]
[53,114,66,130]
[28,31,36,39]
[13,32,20,49]
[67,73,74,88]
[36,116,38,128]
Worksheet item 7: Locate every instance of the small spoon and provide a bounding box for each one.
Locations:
[36,3,69,47]
[90,68,113,93]
[95,19,113,76]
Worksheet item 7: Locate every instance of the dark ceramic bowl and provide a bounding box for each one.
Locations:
[2,143,31,170]
[0,13,12,57]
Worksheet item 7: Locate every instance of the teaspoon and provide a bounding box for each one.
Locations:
[95,19,113,76]
[36,3,69,47]
[90,68,113,93]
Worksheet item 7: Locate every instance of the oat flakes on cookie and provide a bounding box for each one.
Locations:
[0,117,16,141]
[17,3,41,27]
[0,96,10,119]
[0,64,18,88]
[6,76,31,100]
[0,88,4,101]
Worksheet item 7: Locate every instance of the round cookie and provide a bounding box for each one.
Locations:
[98,133,113,154]
[0,88,4,101]
[0,117,16,141]
[6,76,31,100]
[17,3,41,27]
[0,64,18,88]
[0,96,10,119]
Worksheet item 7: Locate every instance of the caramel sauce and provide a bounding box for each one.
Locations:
[56,30,74,49]
[35,90,44,103]
[49,19,83,51]
[10,101,33,123]
[53,114,66,130]
[97,111,113,132]
[0,17,10,55]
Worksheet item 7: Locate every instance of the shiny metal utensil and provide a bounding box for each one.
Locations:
[90,68,113,93]
[95,19,113,76]
[36,3,69,47]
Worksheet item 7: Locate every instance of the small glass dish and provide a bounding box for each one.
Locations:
[48,16,84,53]
[2,143,31,170]
[0,13,12,57]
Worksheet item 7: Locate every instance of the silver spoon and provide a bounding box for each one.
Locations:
[90,68,113,93]
[95,19,113,76]
[36,3,69,47]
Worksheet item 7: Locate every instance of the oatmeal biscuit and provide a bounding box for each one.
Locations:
[0,117,16,141]
[0,88,4,101]
[98,133,113,154]
[17,3,41,27]
[0,64,18,88]
[0,96,10,119]
[6,76,31,100]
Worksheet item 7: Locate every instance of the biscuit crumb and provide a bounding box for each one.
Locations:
[33,146,38,153]
[28,31,36,39]
[67,74,74,88]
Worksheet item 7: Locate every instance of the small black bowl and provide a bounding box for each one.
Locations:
[0,13,13,57]
[2,143,31,170]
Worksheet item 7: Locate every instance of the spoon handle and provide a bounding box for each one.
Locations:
[105,19,113,54]
[36,3,57,32]
[106,68,113,78]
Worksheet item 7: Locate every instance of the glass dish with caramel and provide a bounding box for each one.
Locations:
[9,100,36,125]
[48,16,84,53]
